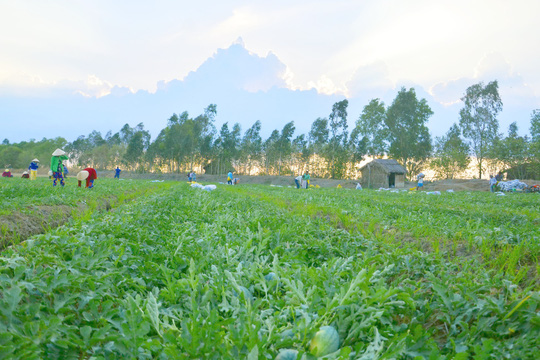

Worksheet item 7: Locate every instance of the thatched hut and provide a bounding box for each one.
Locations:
[359,159,407,188]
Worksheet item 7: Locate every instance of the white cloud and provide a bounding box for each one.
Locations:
[430,53,539,107]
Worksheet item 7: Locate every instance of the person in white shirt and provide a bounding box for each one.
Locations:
[294,175,302,189]
[489,175,497,192]
[416,173,424,190]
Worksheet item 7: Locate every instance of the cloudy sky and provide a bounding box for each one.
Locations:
[1,0,539,141]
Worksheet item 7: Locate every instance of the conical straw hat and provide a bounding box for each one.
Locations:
[77,170,89,181]
[52,149,66,156]
[32,158,39,162]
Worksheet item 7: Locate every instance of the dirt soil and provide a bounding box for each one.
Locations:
[116,172,540,192]
[0,200,113,251]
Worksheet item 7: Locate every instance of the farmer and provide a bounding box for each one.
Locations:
[2,169,13,177]
[21,171,30,179]
[77,168,97,188]
[233,177,239,185]
[294,174,302,189]
[191,171,196,182]
[495,171,503,182]
[416,173,425,191]
[28,158,39,180]
[302,171,310,189]
[227,171,233,185]
[63,163,69,178]
[50,149,68,187]
[489,175,497,192]
[114,166,121,179]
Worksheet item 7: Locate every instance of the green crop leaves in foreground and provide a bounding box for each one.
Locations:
[0,183,538,359]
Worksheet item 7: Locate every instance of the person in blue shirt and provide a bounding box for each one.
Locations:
[227,171,233,185]
[28,158,39,180]
[114,166,121,179]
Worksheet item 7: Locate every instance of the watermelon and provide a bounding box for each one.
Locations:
[233,286,253,304]
[280,329,294,340]
[264,272,278,281]
[309,326,339,357]
[275,349,299,360]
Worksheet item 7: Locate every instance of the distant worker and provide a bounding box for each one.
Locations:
[416,173,425,191]
[302,171,310,189]
[191,171,196,182]
[21,171,30,179]
[294,174,302,189]
[227,171,233,185]
[50,149,68,187]
[28,158,40,180]
[63,163,69,179]
[495,171,503,182]
[114,166,122,179]
[233,177,239,185]
[2,168,13,177]
[489,175,497,192]
[77,168,97,188]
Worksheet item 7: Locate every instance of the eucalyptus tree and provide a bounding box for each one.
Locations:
[459,80,502,179]
[351,98,387,158]
[308,117,329,176]
[385,87,433,177]
[275,121,296,175]
[430,124,470,179]
[491,122,530,179]
[240,120,263,174]
[263,130,280,175]
[327,100,349,178]
[292,134,311,173]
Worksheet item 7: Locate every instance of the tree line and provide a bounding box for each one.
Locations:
[2,80,540,180]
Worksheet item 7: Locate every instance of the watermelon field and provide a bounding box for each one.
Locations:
[0,180,539,359]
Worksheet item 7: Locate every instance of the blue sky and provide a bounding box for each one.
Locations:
[1,0,539,142]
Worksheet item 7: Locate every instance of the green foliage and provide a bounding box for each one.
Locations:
[0,182,538,358]
[459,80,503,179]
[385,88,433,177]
[430,124,470,179]
[351,98,387,159]
[489,122,530,178]
[0,137,68,169]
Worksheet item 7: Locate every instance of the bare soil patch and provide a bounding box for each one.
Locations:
[0,199,113,251]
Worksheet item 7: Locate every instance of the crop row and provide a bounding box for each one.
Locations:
[234,186,540,286]
[0,183,538,359]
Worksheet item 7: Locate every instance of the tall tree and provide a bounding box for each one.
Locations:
[327,100,349,178]
[529,110,540,178]
[351,98,387,157]
[308,117,329,176]
[430,124,470,179]
[459,80,502,179]
[275,121,296,175]
[490,122,529,179]
[385,87,433,176]
[292,134,311,173]
[240,121,263,175]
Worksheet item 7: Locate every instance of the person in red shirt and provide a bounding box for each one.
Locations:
[76,168,97,188]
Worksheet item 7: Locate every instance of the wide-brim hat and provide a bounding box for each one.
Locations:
[4,169,8,172]
[32,158,40,162]
[23,171,28,175]
[52,149,66,156]
[77,170,89,181]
